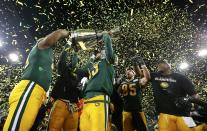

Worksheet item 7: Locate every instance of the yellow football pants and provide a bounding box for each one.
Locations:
[3,80,46,131]
[48,99,78,131]
[123,111,147,131]
[158,113,197,131]
[193,123,206,131]
[80,95,110,131]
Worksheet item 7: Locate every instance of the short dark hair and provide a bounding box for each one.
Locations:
[125,67,135,74]
[93,49,101,56]
[157,59,169,65]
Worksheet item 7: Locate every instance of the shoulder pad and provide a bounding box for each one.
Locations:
[121,81,127,85]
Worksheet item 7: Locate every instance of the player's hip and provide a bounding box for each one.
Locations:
[84,90,112,99]
[84,95,110,104]
[52,99,78,112]
[9,80,46,104]
[122,111,146,118]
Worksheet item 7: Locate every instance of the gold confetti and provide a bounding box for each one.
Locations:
[80,1,84,7]
[16,0,23,6]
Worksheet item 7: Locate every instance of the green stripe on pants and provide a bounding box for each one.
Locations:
[8,81,35,131]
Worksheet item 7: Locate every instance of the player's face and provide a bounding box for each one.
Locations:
[73,44,81,52]
[95,52,101,60]
[126,70,135,79]
[157,63,170,72]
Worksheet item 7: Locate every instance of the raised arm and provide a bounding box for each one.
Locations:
[71,53,78,71]
[189,95,207,109]
[102,32,115,64]
[132,56,150,86]
[57,45,69,74]
[139,65,150,86]
[58,45,80,75]
[38,29,70,49]
[134,65,143,77]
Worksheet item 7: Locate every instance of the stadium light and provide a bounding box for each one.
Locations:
[179,62,189,70]
[8,53,19,62]
[0,40,2,47]
[198,49,207,57]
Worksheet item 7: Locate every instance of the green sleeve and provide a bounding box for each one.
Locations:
[71,53,78,71]
[59,44,70,66]
[58,44,78,73]
[80,62,92,78]
[102,33,115,64]
[58,49,67,74]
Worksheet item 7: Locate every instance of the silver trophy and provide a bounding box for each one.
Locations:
[68,27,120,50]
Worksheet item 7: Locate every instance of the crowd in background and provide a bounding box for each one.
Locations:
[0,1,206,130]
[0,57,206,130]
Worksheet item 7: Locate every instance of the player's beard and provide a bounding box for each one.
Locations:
[126,74,134,81]
[158,68,171,75]
[95,57,101,61]
[158,70,164,74]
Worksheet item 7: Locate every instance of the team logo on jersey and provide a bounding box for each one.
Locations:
[160,82,169,89]
[39,66,44,71]
[95,103,100,106]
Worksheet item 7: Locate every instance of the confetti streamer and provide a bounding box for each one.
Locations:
[0,1,206,129]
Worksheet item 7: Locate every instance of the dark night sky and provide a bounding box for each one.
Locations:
[0,0,206,64]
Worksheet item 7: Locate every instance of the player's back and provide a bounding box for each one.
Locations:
[22,45,53,91]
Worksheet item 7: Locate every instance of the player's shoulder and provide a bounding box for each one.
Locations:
[172,72,188,79]
[31,41,51,53]
[150,72,160,79]
[171,72,184,77]
[150,72,159,76]
[120,80,127,85]
[27,45,38,57]
[120,77,139,85]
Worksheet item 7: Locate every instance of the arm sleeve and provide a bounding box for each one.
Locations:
[57,49,67,74]
[102,33,115,64]
[71,53,78,71]
[181,75,196,96]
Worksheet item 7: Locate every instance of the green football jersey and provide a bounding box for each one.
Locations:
[83,33,115,99]
[22,44,53,91]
